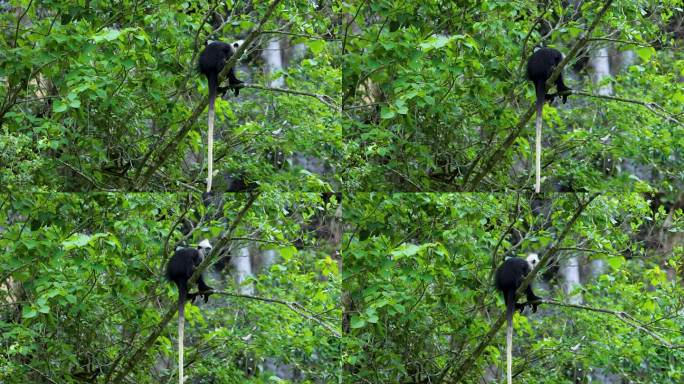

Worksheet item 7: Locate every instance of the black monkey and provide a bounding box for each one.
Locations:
[166,239,214,384]
[526,47,571,192]
[198,40,244,193]
[199,40,244,98]
[495,253,541,384]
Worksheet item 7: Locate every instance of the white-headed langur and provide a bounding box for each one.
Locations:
[495,253,541,384]
[198,40,244,193]
[526,47,571,193]
[166,239,214,384]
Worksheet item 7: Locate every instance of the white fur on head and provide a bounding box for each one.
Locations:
[232,39,244,49]
[526,253,539,268]
[198,239,212,250]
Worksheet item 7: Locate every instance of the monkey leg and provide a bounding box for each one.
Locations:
[554,74,571,104]
[525,285,541,313]
[227,69,244,96]
[197,275,213,303]
[515,302,526,313]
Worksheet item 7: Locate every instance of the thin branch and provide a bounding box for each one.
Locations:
[162,195,194,262]
[574,90,683,127]
[54,159,104,189]
[489,193,522,279]
[539,299,684,349]
[212,290,340,338]
[260,30,338,41]
[13,0,33,48]
[190,192,261,287]
[239,83,340,111]
[588,37,658,47]
[518,1,551,73]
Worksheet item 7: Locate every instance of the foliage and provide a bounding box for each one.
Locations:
[0,0,340,191]
[0,192,341,383]
[343,193,684,383]
[342,0,683,191]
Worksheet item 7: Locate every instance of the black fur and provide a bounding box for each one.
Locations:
[526,47,571,106]
[198,41,244,99]
[526,47,571,192]
[166,247,213,305]
[495,257,540,316]
[496,255,540,384]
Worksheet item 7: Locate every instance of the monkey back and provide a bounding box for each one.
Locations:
[198,41,235,75]
[526,47,563,81]
[166,248,202,283]
[495,257,531,291]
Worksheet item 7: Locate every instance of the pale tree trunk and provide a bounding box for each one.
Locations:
[261,249,278,270]
[262,39,284,88]
[619,50,636,70]
[231,247,254,295]
[588,47,613,96]
[560,256,582,305]
[590,259,606,279]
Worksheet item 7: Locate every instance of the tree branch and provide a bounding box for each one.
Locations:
[238,83,340,111]
[574,90,683,127]
[211,290,341,338]
[537,299,684,349]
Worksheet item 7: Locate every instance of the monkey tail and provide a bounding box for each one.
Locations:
[177,281,187,384]
[506,289,515,384]
[206,73,218,194]
[534,80,545,193]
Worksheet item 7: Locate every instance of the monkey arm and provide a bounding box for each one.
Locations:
[217,82,244,97]
[518,296,543,313]
[544,88,573,104]
[196,275,213,303]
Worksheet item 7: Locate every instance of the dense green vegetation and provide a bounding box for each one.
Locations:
[342,0,683,192]
[2,0,684,383]
[0,1,340,191]
[343,193,684,382]
[0,193,341,383]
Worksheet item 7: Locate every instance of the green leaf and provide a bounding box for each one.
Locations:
[606,256,625,270]
[635,46,656,62]
[307,40,326,54]
[391,243,423,259]
[53,100,68,113]
[62,233,108,250]
[380,107,396,119]
[22,306,38,319]
[93,28,121,42]
[419,35,453,51]
[350,316,366,329]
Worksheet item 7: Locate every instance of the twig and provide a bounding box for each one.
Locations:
[538,299,684,348]
[518,1,551,73]
[212,291,340,338]
[238,83,340,111]
[261,30,338,41]
[574,91,683,127]
[54,159,104,189]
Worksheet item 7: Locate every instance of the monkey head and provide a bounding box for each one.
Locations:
[198,239,213,251]
[526,253,539,269]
